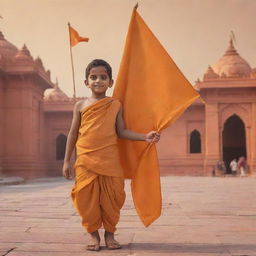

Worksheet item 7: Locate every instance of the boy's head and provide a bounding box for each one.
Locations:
[85,59,112,80]
[84,59,113,95]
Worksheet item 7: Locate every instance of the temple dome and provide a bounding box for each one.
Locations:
[44,80,69,101]
[0,31,18,62]
[212,39,251,78]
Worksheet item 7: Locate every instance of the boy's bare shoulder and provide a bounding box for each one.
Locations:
[74,98,89,112]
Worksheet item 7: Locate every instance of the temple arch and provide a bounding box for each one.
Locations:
[190,130,201,153]
[220,103,249,129]
[56,134,67,160]
[222,114,246,173]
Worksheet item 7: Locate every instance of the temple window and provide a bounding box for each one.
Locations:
[56,134,67,160]
[190,130,201,153]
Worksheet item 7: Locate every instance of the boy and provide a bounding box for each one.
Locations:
[62,59,160,251]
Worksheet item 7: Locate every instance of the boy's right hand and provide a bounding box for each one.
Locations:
[62,161,74,180]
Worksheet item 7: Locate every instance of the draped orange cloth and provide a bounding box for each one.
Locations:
[71,97,125,232]
[113,8,200,226]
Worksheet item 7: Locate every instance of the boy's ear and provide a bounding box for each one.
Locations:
[109,79,114,88]
[84,80,89,87]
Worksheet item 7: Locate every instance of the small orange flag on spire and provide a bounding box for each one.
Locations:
[113,7,200,227]
[68,24,89,47]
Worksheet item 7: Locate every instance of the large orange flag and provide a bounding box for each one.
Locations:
[113,7,200,226]
[69,24,89,47]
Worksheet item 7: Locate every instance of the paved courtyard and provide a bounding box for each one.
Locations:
[0,176,256,256]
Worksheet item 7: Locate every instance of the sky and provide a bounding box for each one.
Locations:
[1,0,256,97]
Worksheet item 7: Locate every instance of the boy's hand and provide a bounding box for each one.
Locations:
[145,131,160,143]
[62,161,74,180]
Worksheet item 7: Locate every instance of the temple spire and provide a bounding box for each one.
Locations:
[54,77,59,89]
[230,30,236,46]
[21,44,31,56]
[0,15,4,40]
[224,33,238,57]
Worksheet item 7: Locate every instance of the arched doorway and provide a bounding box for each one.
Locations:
[222,114,246,173]
[56,134,67,160]
[190,130,201,153]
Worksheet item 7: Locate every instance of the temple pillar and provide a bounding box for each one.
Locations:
[204,103,220,175]
[0,76,3,176]
[251,103,256,175]
[2,74,48,178]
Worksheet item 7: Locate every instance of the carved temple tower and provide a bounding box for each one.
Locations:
[0,31,53,177]
[158,39,256,176]
[197,39,256,175]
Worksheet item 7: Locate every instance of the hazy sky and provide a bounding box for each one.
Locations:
[1,0,256,97]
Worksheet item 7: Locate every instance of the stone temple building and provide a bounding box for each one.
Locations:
[158,39,256,176]
[0,31,255,178]
[0,31,74,178]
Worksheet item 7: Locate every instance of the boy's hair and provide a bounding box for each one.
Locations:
[85,59,112,80]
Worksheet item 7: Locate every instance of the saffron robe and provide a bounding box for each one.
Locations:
[71,97,125,232]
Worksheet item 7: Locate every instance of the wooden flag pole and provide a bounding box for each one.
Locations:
[68,22,76,99]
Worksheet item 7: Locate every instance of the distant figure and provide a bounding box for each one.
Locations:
[238,156,247,177]
[229,159,238,176]
[214,160,226,176]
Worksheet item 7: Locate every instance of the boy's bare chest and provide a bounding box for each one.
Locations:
[79,98,97,111]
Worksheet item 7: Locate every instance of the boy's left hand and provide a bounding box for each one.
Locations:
[145,131,160,143]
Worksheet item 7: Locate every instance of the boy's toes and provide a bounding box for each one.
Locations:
[106,242,121,250]
[87,244,100,251]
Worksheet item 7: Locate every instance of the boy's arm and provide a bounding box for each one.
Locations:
[116,106,160,142]
[62,102,81,179]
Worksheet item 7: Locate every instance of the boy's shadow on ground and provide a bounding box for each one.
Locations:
[122,243,256,253]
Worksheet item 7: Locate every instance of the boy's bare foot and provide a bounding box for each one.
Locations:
[104,231,121,250]
[87,231,100,251]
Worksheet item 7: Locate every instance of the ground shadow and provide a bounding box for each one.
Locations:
[129,242,256,254]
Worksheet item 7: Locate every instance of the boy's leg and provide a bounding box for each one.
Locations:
[72,177,102,250]
[98,176,125,249]
[72,177,102,233]
[87,231,101,251]
[104,231,121,249]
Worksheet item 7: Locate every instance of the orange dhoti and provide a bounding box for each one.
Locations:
[71,97,125,233]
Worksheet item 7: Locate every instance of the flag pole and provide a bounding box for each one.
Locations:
[68,22,76,99]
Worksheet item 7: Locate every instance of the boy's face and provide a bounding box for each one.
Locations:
[85,66,113,95]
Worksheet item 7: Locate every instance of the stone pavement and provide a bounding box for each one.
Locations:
[0,176,256,256]
[0,177,24,186]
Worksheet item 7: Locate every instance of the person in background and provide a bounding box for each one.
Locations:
[229,158,238,176]
[238,156,247,177]
[214,160,226,177]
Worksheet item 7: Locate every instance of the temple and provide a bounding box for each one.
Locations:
[0,31,75,178]
[158,39,256,175]
[0,31,255,178]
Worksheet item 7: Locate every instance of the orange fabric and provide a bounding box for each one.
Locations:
[69,25,89,47]
[113,8,200,227]
[72,171,125,233]
[75,97,123,179]
[71,97,125,232]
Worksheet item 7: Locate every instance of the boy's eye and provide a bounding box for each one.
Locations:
[90,75,97,80]
[100,75,108,80]
[89,75,108,80]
